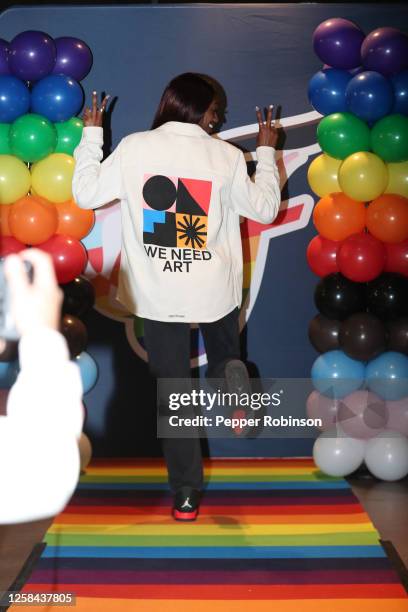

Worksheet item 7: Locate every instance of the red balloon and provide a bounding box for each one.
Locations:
[39,234,87,284]
[337,232,386,282]
[384,240,408,277]
[0,235,26,257]
[306,235,340,276]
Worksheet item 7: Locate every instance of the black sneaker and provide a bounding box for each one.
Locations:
[224,359,253,437]
[173,486,201,521]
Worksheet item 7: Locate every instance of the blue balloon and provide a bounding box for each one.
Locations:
[308,68,352,115]
[366,351,408,401]
[0,75,30,122]
[311,350,365,398]
[74,351,98,394]
[0,360,19,389]
[31,74,84,122]
[345,71,394,123]
[392,70,408,115]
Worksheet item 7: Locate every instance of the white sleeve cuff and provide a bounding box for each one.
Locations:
[82,126,104,145]
[256,146,276,164]
[19,329,70,371]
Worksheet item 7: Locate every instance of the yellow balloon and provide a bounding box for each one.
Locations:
[385,161,408,198]
[339,152,388,201]
[31,153,75,203]
[0,154,31,205]
[307,153,341,197]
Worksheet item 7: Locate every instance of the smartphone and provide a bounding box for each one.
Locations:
[0,260,33,341]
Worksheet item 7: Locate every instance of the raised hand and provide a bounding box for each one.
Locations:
[82,91,110,127]
[255,105,280,148]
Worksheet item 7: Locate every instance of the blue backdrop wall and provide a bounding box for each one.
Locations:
[1,3,406,457]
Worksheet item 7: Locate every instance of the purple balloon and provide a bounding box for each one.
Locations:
[52,37,93,82]
[313,18,365,70]
[306,390,339,431]
[9,30,56,81]
[338,390,387,439]
[0,39,10,75]
[362,27,408,76]
[386,398,408,436]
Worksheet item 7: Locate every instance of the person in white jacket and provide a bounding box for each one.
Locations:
[72,73,281,521]
[0,249,83,524]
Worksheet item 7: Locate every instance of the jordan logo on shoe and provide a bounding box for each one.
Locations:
[181,498,193,510]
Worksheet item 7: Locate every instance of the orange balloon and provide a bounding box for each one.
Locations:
[55,199,95,240]
[0,204,12,236]
[9,195,58,245]
[366,194,408,244]
[313,192,367,242]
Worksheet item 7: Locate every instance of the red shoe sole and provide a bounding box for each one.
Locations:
[173,509,199,521]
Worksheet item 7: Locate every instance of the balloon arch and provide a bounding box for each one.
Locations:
[0,31,96,454]
[306,19,408,482]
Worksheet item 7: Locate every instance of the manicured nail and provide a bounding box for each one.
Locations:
[269,104,273,109]
[92,90,97,95]
[255,105,260,111]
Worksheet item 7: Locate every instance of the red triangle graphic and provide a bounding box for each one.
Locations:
[88,247,103,273]
[179,178,212,215]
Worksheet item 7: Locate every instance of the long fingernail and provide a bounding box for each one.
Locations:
[255,105,260,111]
[92,90,97,95]
[269,104,273,109]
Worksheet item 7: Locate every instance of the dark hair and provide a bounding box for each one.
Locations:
[151,72,216,129]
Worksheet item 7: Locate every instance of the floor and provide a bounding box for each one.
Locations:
[0,469,407,596]
[347,470,408,568]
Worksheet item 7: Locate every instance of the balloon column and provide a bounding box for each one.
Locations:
[307,19,408,481]
[0,32,98,450]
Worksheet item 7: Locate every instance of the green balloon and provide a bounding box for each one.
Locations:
[0,123,11,154]
[317,112,371,160]
[55,117,83,155]
[371,114,408,163]
[9,113,57,163]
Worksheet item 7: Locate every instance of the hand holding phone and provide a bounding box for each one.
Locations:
[0,249,63,341]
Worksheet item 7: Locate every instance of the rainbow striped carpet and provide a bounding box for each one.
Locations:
[18,459,408,611]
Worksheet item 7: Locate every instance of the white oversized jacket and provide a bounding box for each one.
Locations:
[72,122,280,322]
[0,330,83,524]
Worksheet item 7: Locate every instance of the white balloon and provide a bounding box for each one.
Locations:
[365,430,408,482]
[313,426,366,476]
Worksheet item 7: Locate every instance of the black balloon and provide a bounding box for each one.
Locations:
[308,314,341,353]
[339,312,387,361]
[314,273,367,321]
[0,341,18,363]
[60,314,88,358]
[366,273,408,321]
[62,276,95,318]
[387,317,408,354]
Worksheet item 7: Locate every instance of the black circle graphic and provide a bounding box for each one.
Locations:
[143,175,177,211]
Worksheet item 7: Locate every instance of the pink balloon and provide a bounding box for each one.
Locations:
[338,390,387,439]
[306,390,340,431]
[386,397,408,435]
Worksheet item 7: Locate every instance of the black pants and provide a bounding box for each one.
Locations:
[143,307,240,493]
